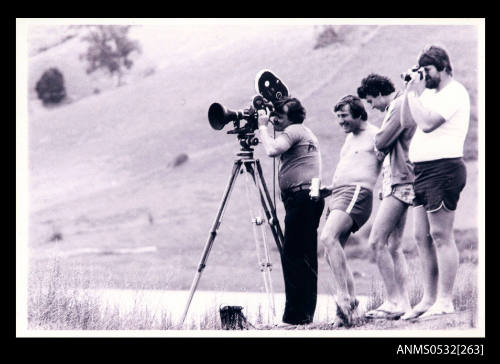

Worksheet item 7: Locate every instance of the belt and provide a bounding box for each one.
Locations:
[283,183,311,195]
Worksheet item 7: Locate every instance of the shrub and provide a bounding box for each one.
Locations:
[172,153,189,167]
[314,25,341,50]
[35,68,67,105]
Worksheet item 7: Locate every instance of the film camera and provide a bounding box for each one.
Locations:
[401,66,424,82]
[208,95,274,150]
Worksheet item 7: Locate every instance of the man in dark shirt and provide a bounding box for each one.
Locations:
[258,96,324,327]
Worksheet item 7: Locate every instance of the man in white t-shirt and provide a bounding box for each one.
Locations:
[400,45,470,320]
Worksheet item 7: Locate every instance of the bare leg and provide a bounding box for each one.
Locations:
[420,207,458,317]
[402,206,438,319]
[388,209,411,312]
[320,210,355,312]
[339,232,355,298]
[368,196,410,315]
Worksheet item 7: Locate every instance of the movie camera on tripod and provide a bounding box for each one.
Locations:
[208,95,274,150]
[179,70,290,328]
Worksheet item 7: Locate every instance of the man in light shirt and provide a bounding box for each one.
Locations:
[400,45,470,320]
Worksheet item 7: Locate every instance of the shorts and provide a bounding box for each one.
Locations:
[413,157,466,212]
[381,164,415,205]
[326,184,373,233]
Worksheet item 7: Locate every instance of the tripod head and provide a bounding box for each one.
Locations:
[232,132,259,158]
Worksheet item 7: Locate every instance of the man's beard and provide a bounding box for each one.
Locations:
[425,76,440,89]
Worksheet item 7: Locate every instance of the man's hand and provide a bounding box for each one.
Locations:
[374,145,387,162]
[404,67,425,95]
[258,109,269,127]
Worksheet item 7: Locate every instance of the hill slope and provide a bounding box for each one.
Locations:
[27,23,480,293]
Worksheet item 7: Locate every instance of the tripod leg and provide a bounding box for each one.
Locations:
[250,162,283,322]
[258,216,276,321]
[178,160,243,326]
[254,160,285,252]
[242,163,277,322]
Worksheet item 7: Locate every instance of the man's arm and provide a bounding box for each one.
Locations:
[375,104,405,152]
[400,89,416,129]
[257,110,292,157]
[406,90,446,133]
[258,125,292,157]
[403,70,446,133]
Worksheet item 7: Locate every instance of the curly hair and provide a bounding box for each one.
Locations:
[333,95,368,121]
[418,45,453,75]
[274,97,306,124]
[357,73,395,99]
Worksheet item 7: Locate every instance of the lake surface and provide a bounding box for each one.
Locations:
[87,289,370,329]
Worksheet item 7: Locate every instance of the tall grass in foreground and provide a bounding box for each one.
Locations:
[28,260,177,330]
[28,256,478,330]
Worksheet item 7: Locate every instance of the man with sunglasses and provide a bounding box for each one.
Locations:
[257,96,324,327]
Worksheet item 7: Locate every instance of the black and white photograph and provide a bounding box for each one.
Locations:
[16,18,485,340]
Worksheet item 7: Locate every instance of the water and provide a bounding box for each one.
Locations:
[87,289,370,329]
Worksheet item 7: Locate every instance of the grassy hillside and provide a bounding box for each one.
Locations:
[27,24,480,295]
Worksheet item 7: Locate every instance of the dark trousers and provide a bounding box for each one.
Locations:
[280,190,324,325]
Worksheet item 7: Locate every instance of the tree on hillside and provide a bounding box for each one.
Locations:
[35,68,67,105]
[80,25,141,86]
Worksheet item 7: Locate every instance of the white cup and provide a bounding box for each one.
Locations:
[310,177,320,199]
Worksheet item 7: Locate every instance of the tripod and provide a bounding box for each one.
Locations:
[179,135,284,326]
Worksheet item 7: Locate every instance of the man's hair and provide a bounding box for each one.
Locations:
[418,45,453,75]
[357,74,395,99]
[333,95,368,121]
[274,96,306,124]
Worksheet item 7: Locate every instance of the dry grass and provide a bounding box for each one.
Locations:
[28,255,478,330]
[28,260,176,330]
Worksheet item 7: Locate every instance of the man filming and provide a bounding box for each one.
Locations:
[400,45,470,320]
[257,96,324,327]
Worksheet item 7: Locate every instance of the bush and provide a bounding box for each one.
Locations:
[35,68,67,105]
[172,153,189,167]
[314,25,341,50]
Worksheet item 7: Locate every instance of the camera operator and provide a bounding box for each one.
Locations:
[257,97,324,327]
[400,45,470,320]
